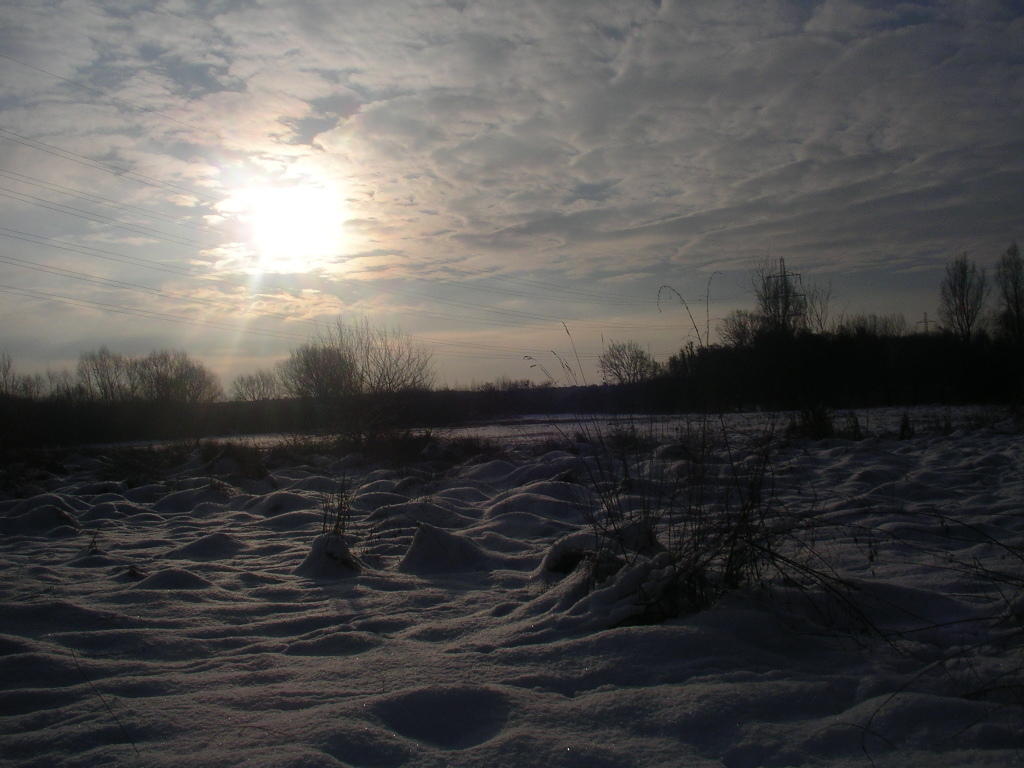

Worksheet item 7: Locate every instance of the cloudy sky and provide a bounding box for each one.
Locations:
[1,0,1021,388]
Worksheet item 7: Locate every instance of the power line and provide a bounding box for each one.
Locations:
[0,126,215,203]
[478,271,660,306]
[0,226,195,275]
[0,185,203,248]
[0,168,213,231]
[372,280,681,332]
[0,51,212,137]
[2,176,679,335]
[464,274,657,307]
[0,281,585,361]
[0,252,333,333]
[0,283,309,342]
[0,226,597,338]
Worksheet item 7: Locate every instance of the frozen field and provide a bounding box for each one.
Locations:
[1,407,1022,767]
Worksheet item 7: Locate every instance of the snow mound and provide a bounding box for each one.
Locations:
[283,631,380,656]
[398,523,492,574]
[133,568,214,590]
[368,499,475,529]
[153,484,233,513]
[351,490,410,511]
[77,500,149,521]
[294,533,360,578]
[167,532,249,560]
[319,725,411,767]
[485,491,586,523]
[460,459,517,483]
[244,490,313,516]
[1,505,80,535]
[256,510,320,531]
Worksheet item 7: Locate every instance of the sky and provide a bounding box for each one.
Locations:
[0,0,1021,389]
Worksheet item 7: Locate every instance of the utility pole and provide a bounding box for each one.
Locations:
[917,312,935,333]
[763,257,805,329]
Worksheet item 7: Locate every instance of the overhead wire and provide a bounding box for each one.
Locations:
[473,271,660,305]
[0,167,695,328]
[0,281,576,361]
[0,252,565,356]
[0,126,210,201]
[0,185,203,248]
[0,283,309,342]
[0,224,627,338]
[0,226,198,276]
[0,252,330,333]
[0,51,213,136]
[0,168,214,230]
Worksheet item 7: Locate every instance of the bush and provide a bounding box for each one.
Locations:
[568,415,837,623]
[786,405,835,440]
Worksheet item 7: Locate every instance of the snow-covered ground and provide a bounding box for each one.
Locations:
[1,407,1022,767]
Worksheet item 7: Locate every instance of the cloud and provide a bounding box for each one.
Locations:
[2,0,1022,382]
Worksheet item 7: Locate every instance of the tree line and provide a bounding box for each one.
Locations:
[0,319,438,447]
[593,242,1023,390]
[2,243,1020,446]
[0,348,222,404]
[591,243,1023,411]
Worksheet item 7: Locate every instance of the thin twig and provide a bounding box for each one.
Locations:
[70,648,140,756]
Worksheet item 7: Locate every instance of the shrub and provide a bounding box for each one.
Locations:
[569,415,793,622]
[320,480,353,540]
[898,412,914,440]
[786,405,835,440]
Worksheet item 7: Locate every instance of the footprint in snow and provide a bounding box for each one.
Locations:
[372,685,510,750]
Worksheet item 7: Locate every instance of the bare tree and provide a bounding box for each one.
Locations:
[804,280,834,334]
[278,318,433,400]
[277,341,359,401]
[231,369,282,401]
[347,318,434,394]
[0,352,45,399]
[994,241,1024,345]
[836,312,908,337]
[46,368,82,400]
[754,257,806,335]
[77,346,140,402]
[598,340,661,385]
[718,310,762,347]
[939,253,987,341]
[136,350,223,403]
[0,352,13,396]
[277,318,433,437]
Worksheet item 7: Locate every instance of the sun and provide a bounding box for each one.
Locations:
[235,183,345,273]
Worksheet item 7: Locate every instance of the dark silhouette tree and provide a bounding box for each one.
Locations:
[231,369,282,401]
[939,253,987,341]
[77,346,140,401]
[598,340,661,384]
[0,351,44,399]
[278,342,359,401]
[718,310,761,347]
[136,350,223,403]
[994,241,1023,345]
[804,280,834,334]
[277,318,433,401]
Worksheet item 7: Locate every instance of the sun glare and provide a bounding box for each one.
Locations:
[235,183,345,273]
